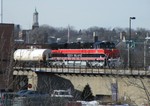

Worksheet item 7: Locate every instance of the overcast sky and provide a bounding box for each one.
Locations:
[3,0,150,30]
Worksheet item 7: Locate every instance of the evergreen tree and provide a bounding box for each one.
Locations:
[81,84,94,101]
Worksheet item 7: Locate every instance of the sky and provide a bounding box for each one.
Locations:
[2,0,150,30]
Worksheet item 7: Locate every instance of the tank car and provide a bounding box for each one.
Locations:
[14,49,51,61]
[14,48,51,67]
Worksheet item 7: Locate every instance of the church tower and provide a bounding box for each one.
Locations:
[32,9,39,29]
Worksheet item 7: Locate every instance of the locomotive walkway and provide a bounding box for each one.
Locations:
[13,67,150,77]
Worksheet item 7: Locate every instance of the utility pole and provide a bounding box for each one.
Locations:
[127,43,130,69]
[1,0,3,23]
[144,41,146,70]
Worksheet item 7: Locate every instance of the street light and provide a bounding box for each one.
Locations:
[128,17,136,69]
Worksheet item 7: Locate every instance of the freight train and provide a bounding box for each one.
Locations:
[13,41,121,68]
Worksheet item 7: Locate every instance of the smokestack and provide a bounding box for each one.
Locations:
[93,32,98,42]
[67,25,70,43]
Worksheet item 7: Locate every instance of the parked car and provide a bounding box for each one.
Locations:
[13,90,49,106]
[51,90,73,98]
[0,92,17,106]
[16,90,29,96]
[17,90,49,98]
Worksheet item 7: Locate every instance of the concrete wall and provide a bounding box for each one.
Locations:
[60,75,149,105]
[38,74,150,105]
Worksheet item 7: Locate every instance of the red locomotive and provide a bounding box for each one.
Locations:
[50,41,120,68]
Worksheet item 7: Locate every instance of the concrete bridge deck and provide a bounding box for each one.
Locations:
[14,67,150,77]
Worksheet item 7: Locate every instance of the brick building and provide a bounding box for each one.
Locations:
[0,23,14,90]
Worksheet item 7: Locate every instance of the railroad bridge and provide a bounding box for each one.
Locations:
[13,67,150,105]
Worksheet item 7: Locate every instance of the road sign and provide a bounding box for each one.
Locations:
[126,40,135,48]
